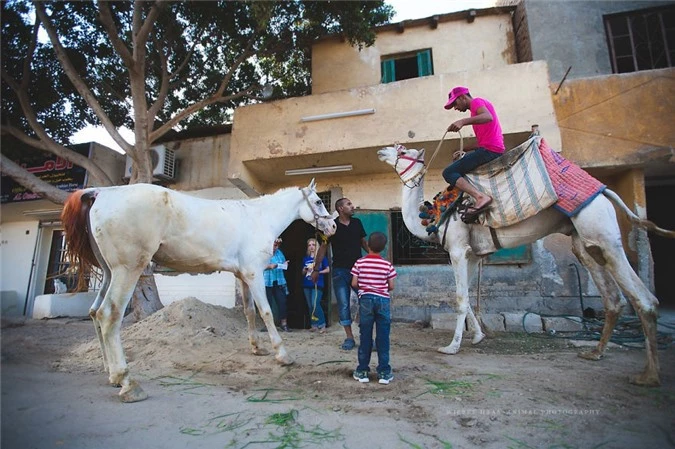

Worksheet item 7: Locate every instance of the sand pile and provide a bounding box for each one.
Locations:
[61,297,252,373]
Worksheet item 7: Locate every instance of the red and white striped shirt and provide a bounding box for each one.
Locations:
[350,254,397,299]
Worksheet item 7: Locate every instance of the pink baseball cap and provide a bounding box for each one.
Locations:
[444,86,469,110]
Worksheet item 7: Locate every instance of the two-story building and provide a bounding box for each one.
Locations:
[3,2,672,327]
[226,2,674,325]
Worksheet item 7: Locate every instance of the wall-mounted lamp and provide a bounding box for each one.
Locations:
[285,164,353,176]
[300,108,375,123]
[22,209,62,217]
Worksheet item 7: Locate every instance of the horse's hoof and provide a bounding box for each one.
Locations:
[472,333,486,345]
[578,350,603,361]
[275,354,294,366]
[252,347,270,356]
[628,372,660,387]
[437,346,459,355]
[119,380,148,403]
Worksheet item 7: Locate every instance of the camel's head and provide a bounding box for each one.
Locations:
[378,144,425,181]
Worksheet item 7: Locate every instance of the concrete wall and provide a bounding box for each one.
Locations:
[312,13,516,94]
[230,61,560,193]
[0,221,39,315]
[522,0,671,82]
[166,134,233,191]
[391,237,604,322]
[154,272,236,308]
[552,68,675,169]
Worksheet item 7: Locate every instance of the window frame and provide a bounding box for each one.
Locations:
[390,211,531,266]
[604,5,674,74]
[380,48,434,84]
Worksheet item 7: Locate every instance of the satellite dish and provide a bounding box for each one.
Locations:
[261,84,274,100]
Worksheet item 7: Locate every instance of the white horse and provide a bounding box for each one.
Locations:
[61,180,337,402]
[378,145,674,386]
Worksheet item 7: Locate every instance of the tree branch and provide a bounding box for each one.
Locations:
[2,123,114,187]
[149,88,255,142]
[146,35,170,127]
[98,0,134,68]
[0,153,70,205]
[133,0,165,51]
[215,35,257,97]
[147,25,203,124]
[33,1,133,154]
[21,20,40,89]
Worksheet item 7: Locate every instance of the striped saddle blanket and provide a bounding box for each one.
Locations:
[464,136,606,228]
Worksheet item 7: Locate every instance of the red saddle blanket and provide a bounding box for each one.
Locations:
[538,138,606,217]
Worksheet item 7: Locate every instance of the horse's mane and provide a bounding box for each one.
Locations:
[244,186,301,205]
[61,190,100,291]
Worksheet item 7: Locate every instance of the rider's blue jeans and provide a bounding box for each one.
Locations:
[442,147,501,187]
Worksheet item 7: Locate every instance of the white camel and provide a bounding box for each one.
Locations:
[378,144,674,386]
[61,180,337,402]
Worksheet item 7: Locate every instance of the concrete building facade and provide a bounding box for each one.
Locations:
[3,3,673,325]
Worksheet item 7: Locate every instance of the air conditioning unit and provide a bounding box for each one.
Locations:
[124,145,176,180]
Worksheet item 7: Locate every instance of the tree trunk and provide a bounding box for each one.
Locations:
[123,264,163,325]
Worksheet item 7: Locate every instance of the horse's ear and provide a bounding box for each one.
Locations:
[308,178,317,190]
[419,148,426,159]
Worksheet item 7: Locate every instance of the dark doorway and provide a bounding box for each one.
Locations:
[280,221,332,329]
[646,183,675,307]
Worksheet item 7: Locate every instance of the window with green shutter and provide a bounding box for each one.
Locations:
[381,48,434,84]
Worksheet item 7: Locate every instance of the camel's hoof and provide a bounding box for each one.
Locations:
[578,350,603,361]
[472,333,486,345]
[628,373,660,387]
[252,347,270,356]
[119,381,148,403]
[437,346,459,355]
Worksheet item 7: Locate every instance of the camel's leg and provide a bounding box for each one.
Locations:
[245,275,292,365]
[571,234,625,361]
[438,246,480,354]
[466,302,485,345]
[572,206,660,386]
[97,265,148,402]
[237,277,267,356]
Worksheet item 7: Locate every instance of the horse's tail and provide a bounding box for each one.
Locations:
[61,189,100,291]
[603,189,675,238]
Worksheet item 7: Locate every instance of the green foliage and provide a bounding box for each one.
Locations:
[1,0,394,144]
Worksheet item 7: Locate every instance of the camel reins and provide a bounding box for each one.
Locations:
[393,130,463,189]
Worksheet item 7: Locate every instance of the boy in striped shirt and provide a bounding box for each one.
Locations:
[350,232,397,384]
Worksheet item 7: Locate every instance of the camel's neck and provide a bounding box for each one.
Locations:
[400,174,436,242]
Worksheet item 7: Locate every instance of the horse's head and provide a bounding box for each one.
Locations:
[300,179,337,237]
[378,144,426,183]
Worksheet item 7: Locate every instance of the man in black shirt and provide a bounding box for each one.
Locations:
[312,198,369,350]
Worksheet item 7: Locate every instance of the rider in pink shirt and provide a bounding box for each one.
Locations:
[442,86,505,223]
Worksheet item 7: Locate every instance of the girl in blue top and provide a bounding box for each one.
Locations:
[302,238,330,332]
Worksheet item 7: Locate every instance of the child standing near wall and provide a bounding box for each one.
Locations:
[350,232,397,384]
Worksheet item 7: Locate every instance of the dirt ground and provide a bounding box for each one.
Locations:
[2,297,674,449]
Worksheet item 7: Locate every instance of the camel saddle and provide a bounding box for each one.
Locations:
[463,135,606,228]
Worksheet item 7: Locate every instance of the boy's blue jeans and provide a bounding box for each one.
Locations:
[356,294,391,375]
[332,268,358,327]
